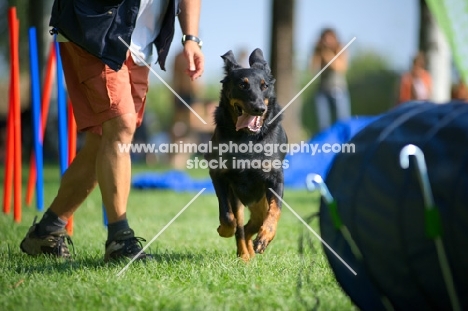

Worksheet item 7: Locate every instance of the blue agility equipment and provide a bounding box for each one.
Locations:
[133,170,215,193]
[284,116,378,189]
[55,39,68,176]
[319,101,467,311]
[28,27,44,211]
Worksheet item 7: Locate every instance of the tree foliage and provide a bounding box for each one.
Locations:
[346,48,400,115]
[0,0,30,76]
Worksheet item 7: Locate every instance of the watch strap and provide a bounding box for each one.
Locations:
[182,34,203,48]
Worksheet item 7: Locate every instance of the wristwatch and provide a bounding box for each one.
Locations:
[182,34,203,48]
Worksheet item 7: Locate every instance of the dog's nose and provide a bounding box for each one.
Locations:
[253,106,266,115]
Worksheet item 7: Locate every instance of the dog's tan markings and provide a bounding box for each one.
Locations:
[245,195,268,257]
[264,98,269,106]
[243,77,249,83]
[217,211,236,238]
[260,79,268,91]
[229,99,243,124]
[253,196,281,254]
[231,196,251,261]
[230,99,245,110]
[235,211,250,261]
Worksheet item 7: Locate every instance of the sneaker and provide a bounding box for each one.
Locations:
[20,217,73,259]
[104,228,150,262]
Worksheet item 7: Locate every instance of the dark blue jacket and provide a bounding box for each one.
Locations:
[50,0,177,71]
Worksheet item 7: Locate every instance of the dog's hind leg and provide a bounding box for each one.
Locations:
[253,183,283,254]
[245,195,268,257]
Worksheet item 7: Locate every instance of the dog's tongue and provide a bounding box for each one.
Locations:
[236,113,258,131]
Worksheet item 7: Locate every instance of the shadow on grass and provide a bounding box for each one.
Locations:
[148,251,205,263]
[6,250,210,275]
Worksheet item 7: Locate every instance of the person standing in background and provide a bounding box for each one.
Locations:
[170,48,202,168]
[451,78,468,102]
[398,52,432,104]
[310,28,351,131]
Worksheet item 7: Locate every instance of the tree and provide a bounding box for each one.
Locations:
[0,0,53,76]
[418,0,451,103]
[0,0,29,74]
[270,0,303,143]
[29,0,54,78]
[346,50,399,115]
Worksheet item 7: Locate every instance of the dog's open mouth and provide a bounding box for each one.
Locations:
[235,106,263,132]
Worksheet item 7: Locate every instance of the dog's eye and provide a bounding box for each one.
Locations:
[239,82,249,90]
[261,83,269,91]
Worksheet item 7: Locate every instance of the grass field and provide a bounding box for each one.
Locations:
[0,165,355,311]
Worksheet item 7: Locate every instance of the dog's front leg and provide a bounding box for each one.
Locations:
[253,181,283,254]
[229,192,251,261]
[244,195,268,258]
[210,173,236,237]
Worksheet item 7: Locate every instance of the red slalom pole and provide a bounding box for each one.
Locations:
[26,42,56,206]
[66,98,77,235]
[3,74,14,214]
[25,157,36,206]
[8,8,22,223]
[40,43,56,143]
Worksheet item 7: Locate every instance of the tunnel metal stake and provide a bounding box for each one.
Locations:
[400,144,461,311]
[306,173,362,260]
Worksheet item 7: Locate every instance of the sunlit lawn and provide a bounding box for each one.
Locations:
[0,165,354,311]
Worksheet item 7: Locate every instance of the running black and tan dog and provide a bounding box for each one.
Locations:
[205,48,288,260]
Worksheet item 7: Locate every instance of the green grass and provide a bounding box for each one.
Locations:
[0,165,355,311]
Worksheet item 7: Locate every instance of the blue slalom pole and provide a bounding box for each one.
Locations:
[28,27,44,211]
[54,39,68,176]
[103,204,108,226]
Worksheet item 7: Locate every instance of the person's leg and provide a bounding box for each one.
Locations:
[315,90,332,131]
[98,53,148,225]
[48,132,100,220]
[101,54,151,262]
[333,87,351,122]
[31,40,105,235]
[33,132,100,237]
[97,113,136,224]
[20,132,100,257]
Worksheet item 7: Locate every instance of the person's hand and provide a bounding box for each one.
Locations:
[321,48,335,63]
[183,41,204,81]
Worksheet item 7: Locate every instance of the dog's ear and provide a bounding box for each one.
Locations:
[221,50,241,75]
[249,48,271,75]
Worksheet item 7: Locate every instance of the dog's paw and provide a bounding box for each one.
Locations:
[253,238,268,254]
[253,225,276,254]
[246,239,256,257]
[217,224,236,237]
[237,252,251,262]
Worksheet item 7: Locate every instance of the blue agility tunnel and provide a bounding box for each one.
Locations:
[319,101,468,310]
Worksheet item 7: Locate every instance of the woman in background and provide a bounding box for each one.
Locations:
[451,78,468,102]
[398,52,432,104]
[310,28,350,131]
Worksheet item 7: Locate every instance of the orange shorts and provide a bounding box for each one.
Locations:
[59,42,150,135]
